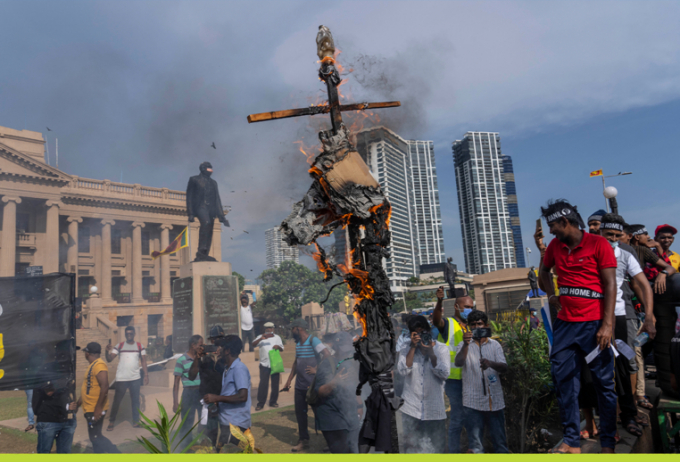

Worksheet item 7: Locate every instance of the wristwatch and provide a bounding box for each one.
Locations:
[661,270,669,275]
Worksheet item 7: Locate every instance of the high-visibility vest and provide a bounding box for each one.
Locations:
[438,317,463,380]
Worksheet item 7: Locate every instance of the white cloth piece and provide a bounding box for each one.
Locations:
[253,333,284,367]
[200,399,208,425]
[112,341,146,382]
[614,247,643,316]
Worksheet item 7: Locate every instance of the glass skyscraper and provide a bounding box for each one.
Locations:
[265,226,299,269]
[452,132,523,274]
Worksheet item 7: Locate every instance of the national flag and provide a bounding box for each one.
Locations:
[590,169,603,177]
[151,226,188,259]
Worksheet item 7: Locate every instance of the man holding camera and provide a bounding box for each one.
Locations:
[189,325,227,448]
[173,334,204,451]
[396,315,450,453]
[252,322,284,411]
[454,311,509,453]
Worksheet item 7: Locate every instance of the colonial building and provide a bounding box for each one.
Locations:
[0,125,221,345]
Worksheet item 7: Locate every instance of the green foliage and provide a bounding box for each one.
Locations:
[258,261,345,322]
[402,290,437,311]
[232,272,246,292]
[492,319,558,453]
[136,400,203,454]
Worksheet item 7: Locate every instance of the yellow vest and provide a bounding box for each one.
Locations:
[437,317,463,380]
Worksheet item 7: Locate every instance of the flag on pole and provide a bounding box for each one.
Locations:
[589,169,603,177]
[151,226,188,259]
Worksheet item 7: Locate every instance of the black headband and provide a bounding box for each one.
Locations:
[632,227,648,236]
[600,222,624,232]
[545,207,586,229]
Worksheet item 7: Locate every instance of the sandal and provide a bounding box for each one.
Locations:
[624,419,642,437]
[255,405,264,411]
[637,397,653,410]
[580,430,591,440]
[106,423,115,431]
[24,425,35,432]
[635,415,649,427]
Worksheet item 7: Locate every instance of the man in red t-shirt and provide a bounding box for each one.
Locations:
[538,199,618,454]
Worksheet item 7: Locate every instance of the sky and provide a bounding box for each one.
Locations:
[2,0,680,278]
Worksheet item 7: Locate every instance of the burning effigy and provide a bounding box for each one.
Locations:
[247,25,402,452]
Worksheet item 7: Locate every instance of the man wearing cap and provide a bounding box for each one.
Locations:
[539,199,618,454]
[654,224,680,271]
[72,343,120,453]
[240,294,255,352]
[587,209,607,235]
[252,322,284,411]
[189,325,227,447]
[282,318,331,452]
[432,286,471,453]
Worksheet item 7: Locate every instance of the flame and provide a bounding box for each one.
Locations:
[294,138,321,164]
[311,242,333,278]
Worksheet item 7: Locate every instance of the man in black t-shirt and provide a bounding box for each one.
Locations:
[189,325,227,448]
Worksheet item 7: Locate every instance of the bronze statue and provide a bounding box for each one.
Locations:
[443,257,457,298]
[528,266,539,298]
[186,162,229,262]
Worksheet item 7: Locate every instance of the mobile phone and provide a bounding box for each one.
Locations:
[535,218,543,235]
[203,345,218,353]
[472,328,492,340]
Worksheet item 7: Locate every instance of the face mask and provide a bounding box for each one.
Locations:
[461,308,473,320]
[609,241,619,249]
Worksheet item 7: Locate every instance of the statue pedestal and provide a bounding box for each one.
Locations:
[173,262,240,353]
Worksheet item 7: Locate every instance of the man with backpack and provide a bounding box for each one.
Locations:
[105,326,148,430]
[281,318,331,452]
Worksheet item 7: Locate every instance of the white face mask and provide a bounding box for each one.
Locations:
[609,240,619,249]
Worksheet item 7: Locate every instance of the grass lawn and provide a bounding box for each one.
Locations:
[0,397,29,422]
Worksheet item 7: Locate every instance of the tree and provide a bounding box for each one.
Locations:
[258,261,345,322]
[232,272,246,292]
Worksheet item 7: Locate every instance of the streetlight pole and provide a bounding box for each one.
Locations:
[599,171,632,212]
[525,247,532,268]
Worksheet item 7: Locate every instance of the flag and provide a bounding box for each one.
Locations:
[151,226,188,259]
[540,303,554,355]
[590,169,603,177]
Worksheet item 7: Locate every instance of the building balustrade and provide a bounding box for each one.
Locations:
[70,175,185,202]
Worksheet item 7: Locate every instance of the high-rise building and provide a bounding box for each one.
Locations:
[453,132,522,274]
[407,140,445,266]
[501,155,525,267]
[265,226,299,269]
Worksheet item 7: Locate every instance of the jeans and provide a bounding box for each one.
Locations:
[399,412,447,453]
[257,365,280,406]
[109,379,141,424]
[464,407,509,453]
[36,419,77,453]
[294,387,310,441]
[242,329,254,352]
[444,379,465,453]
[85,412,121,453]
[323,429,350,453]
[551,319,617,449]
[177,387,203,450]
[26,390,35,426]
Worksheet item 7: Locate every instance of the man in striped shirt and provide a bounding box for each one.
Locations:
[173,335,203,451]
[455,310,509,453]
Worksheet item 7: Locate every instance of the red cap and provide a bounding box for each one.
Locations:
[655,224,678,236]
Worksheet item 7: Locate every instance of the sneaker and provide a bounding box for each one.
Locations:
[291,440,309,452]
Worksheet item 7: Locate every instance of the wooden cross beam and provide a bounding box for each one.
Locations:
[246,25,400,135]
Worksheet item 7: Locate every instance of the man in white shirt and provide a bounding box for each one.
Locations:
[252,322,284,411]
[240,294,255,352]
[105,326,148,430]
[396,315,450,453]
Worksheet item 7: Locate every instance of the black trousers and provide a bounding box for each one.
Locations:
[614,315,638,423]
[257,365,280,406]
[196,206,214,260]
[323,429,350,453]
[242,329,254,352]
[109,379,141,424]
[294,387,310,441]
[84,412,120,453]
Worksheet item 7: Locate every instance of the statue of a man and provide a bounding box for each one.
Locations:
[528,266,539,298]
[443,257,457,298]
[186,162,229,262]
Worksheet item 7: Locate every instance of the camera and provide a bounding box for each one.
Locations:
[203,345,218,353]
[472,327,492,340]
[420,331,433,345]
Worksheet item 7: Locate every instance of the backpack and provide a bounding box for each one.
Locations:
[118,341,145,381]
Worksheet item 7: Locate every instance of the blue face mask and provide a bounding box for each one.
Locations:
[609,241,619,249]
[460,308,473,320]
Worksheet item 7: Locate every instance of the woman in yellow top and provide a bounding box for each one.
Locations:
[72,343,120,453]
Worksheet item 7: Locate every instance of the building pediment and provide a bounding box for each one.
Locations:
[0,142,71,184]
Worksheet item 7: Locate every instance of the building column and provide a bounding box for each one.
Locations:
[66,216,82,274]
[160,224,173,302]
[44,200,61,274]
[101,219,115,302]
[1,196,22,276]
[131,221,145,303]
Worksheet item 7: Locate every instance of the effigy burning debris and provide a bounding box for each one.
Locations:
[247,25,402,452]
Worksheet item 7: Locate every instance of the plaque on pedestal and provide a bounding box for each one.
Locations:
[203,275,240,337]
[172,277,193,353]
